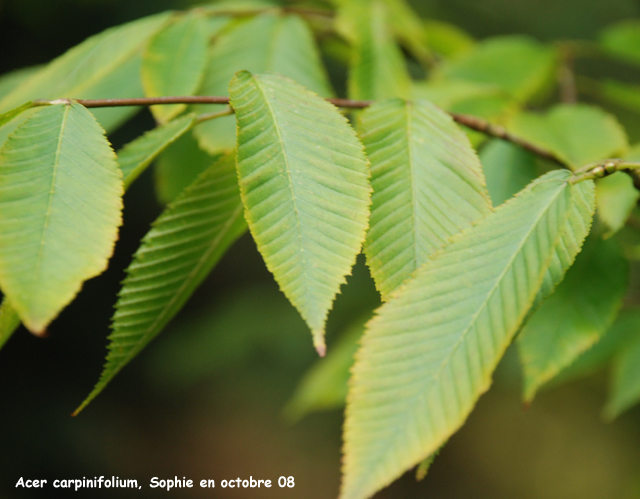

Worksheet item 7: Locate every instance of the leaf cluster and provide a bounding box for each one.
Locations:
[2,2,640,498]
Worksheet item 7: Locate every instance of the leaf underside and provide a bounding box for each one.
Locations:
[230,71,371,355]
[0,103,123,333]
[194,12,333,154]
[359,98,492,299]
[342,170,594,499]
[76,153,246,414]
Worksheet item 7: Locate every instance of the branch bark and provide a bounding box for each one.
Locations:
[34,96,568,167]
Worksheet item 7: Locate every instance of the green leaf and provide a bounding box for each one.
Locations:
[605,332,640,419]
[596,172,639,238]
[75,153,247,415]
[553,309,640,385]
[142,12,209,124]
[342,0,411,100]
[0,12,171,132]
[0,298,21,351]
[284,315,367,421]
[381,0,433,66]
[415,445,443,481]
[518,237,627,402]
[480,140,538,206]
[532,169,595,310]
[359,98,491,299]
[230,71,371,355]
[598,79,640,114]
[412,80,502,111]
[117,113,196,190]
[0,103,123,333]
[600,20,640,66]
[194,12,333,154]
[0,66,42,101]
[0,102,34,130]
[342,170,592,499]
[508,104,628,169]
[155,129,220,204]
[424,20,475,59]
[438,36,557,102]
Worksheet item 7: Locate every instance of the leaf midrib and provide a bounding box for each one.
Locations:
[112,201,244,373]
[252,76,313,318]
[33,105,70,292]
[364,179,570,478]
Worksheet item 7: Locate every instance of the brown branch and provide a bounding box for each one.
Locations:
[449,113,567,166]
[34,96,567,167]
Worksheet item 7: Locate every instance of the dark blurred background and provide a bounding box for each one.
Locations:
[1,1,640,498]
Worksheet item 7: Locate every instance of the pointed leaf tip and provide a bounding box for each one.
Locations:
[342,170,595,499]
[0,102,123,334]
[230,72,371,351]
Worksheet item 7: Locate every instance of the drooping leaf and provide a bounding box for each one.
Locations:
[508,104,628,169]
[412,80,502,111]
[155,129,220,203]
[341,0,411,101]
[600,20,640,66]
[605,332,640,419]
[598,79,640,114]
[596,172,639,238]
[480,140,538,206]
[194,12,333,154]
[342,170,593,499]
[518,237,627,402]
[284,315,368,421]
[0,66,41,101]
[0,298,21,351]
[230,71,371,355]
[381,0,433,66]
[553,309,640,385]
[359,98,491,299]
[0,103,123,333]
[531,169,595,310]
[117,113,196,190]
[75,153,246,415]
[438,36,557,102]
[415,445,444,481]
[0,102,34,130]
[142,12,209,124]
[424,20,475,59]
[0,12,171,132]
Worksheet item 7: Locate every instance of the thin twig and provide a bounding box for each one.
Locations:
[195,106,234,124]
[449,113,567,166]
[35,96,568,167]
[557,43,578,104]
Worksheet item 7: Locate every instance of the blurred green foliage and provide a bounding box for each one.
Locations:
[1,0,640,498]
